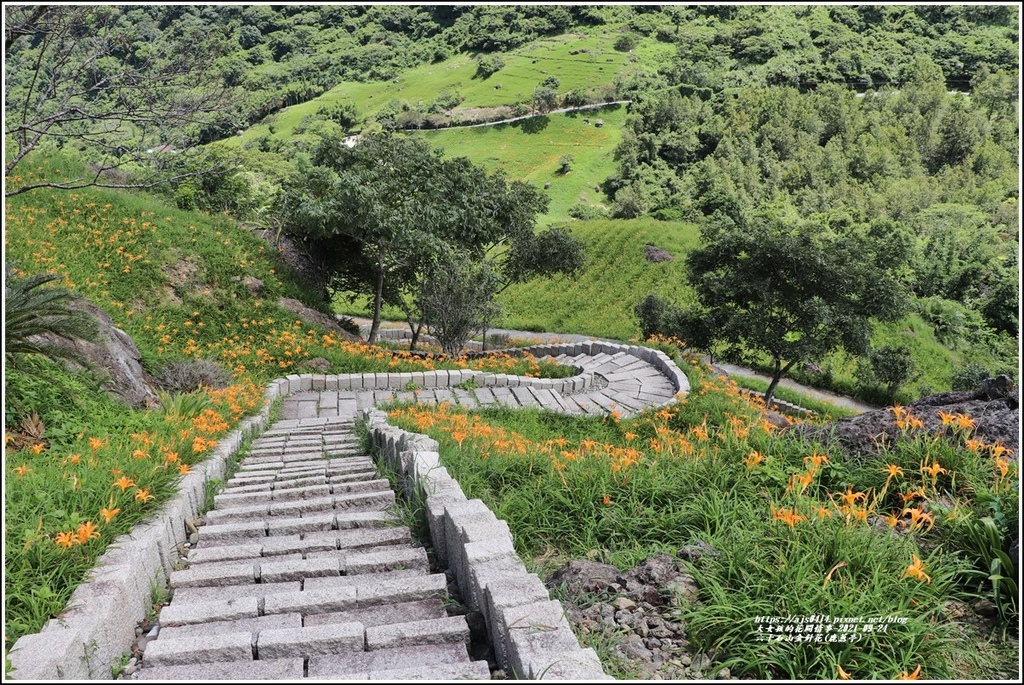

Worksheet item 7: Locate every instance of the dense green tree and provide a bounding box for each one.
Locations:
[685,211,911,404]
[282,133,581,344]
[863,344,918,404]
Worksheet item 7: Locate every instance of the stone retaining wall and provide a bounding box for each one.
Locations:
[363,410,612,680]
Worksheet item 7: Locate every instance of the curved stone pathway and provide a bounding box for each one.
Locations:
[133,343,686,679]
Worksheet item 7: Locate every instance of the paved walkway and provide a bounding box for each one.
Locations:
[357,318,874,415]
[134,344,682,678]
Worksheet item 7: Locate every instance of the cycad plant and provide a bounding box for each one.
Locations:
[4,264,98,370]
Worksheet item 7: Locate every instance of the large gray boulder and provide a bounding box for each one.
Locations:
[32,300,159,408]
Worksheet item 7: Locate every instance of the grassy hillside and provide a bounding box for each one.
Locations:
[418,107,626,223]
[230,30,670,145]
[498,217,700,337]
[3,155,570,647]
[495,219,1013,404]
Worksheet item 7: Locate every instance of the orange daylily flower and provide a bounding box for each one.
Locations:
[904,555,931,584]
[883,464,904,480]
[76,521,100,544]
[804,452,830,470]
[952,414,975,432]
[178,464,191,475]
[900,489,925,504]
[14,463,32,477]
[772,506,805,529]
[838,665,852,680]
[898,664,922,680]
[88,437,105,451]
[100,507,120,524]
[744,450,765,469]
[838,487,867,508]
[134,488,154,502]
[112,476,135,492]
[54,531,77,549]
[902,506,935,533]
[964,438,986,453]
[988,443,1012,459]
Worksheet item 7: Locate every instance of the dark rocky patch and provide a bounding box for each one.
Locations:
[790,376,1018,458]
[546,552,733,680]
[644,244,673,263]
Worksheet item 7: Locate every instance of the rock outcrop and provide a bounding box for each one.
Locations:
[276,297,362,342]
[33,300,159,408]
[791,376,1019,458]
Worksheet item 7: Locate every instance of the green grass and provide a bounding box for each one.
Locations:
[498,217,702,338]
[385,361,1018,679]
[417,106,626,224]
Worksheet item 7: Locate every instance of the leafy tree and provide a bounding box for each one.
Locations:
[475,53,505,78]
[418,249,501,356]
[634,294,668,341]
[282,133,579,344]
[316,101,360,131]
[862,344,918,404]
[685,211,910,404]
[557,155,575,174]
[4,5,233,196]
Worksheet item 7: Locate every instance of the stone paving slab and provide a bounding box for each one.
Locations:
[170,581,302,605]
[257,621,365,659]
[305,642,473,678]
[142,630,253,667]
[303,599,446,629]
[158,613,303,641]
[138,658,304,680]
[364,615,470,650]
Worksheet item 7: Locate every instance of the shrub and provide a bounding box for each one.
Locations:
[568,203,611,220]
[614,33,640,51]
[562,89,590,108]
[336,316,362,338]
[950,361,991,391]
[154,358,232,393]
[316,100,359,130]
[861,344,918,404]
[634,293,668,340]
[475,53,506,78]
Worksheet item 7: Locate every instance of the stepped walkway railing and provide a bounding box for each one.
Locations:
[7,341,688,681]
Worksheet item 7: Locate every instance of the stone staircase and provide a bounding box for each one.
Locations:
[136,411,490,680]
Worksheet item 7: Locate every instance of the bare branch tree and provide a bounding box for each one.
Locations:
[4,5,235,197]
